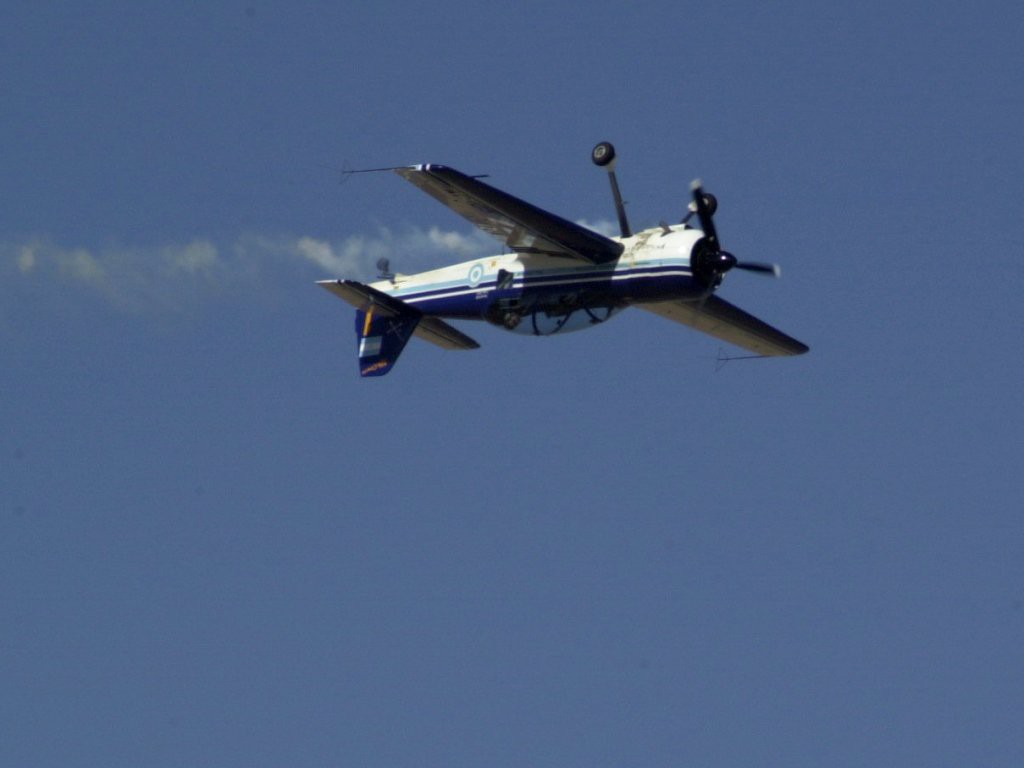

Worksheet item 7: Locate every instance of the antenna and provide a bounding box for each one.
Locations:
[711,347,768,372]
[376,257,395,281]
[591,142,632,238]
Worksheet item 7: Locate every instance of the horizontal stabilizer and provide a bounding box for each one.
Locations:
[415,316,481,350]
[319,280,479,354]
[318,279,406,315]
[318,279,480,351]
[639,295,808,356]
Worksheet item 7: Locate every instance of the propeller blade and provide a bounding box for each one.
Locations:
[690,179,718,247]
[735,261,781,278]
[688,179,784,282]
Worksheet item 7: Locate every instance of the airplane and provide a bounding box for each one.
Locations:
[319,142,808,376]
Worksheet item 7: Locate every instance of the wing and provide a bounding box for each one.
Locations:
[395,164,624,264]
[639,295,809,356]
[318,279,480,350]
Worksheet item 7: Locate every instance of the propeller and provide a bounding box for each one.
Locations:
[688,179,781,283]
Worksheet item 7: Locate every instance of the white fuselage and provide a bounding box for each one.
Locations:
[369,225,705,335]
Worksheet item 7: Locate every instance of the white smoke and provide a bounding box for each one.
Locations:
[4,237,230,310]
[1,225,499,313]
[2,220,623,314]
[286,226,495,276]
[574,218,619,237]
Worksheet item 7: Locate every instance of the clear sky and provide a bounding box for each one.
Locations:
[3,2,1022,766]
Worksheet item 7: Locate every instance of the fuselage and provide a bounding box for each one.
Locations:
[369,224,706,335]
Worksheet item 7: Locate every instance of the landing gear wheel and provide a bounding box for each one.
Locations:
[591,141,616,167]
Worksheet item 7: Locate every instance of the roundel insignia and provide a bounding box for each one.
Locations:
[467,263,484,287]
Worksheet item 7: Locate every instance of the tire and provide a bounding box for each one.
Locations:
[591,141,616,167]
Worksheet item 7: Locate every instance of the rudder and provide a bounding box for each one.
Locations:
[354,306,420,377]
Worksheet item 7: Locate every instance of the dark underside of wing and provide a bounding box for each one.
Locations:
[639,295,809,356]
[395,164,624,264]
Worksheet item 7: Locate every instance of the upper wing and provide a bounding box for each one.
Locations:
[395,164,624,264]
[318,279,480,350]
[639,295,809,356]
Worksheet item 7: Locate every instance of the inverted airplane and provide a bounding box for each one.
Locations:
[320,142,808,376]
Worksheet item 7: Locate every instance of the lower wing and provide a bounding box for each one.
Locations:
[639,295,808,356]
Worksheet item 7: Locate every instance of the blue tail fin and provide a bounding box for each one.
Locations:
[319,279,479,377]
[354,306,420,377]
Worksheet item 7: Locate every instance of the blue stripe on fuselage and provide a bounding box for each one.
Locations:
[389,263,698,318]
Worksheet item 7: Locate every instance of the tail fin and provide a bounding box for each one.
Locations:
[354,306,420,377]
[318,279,480,377]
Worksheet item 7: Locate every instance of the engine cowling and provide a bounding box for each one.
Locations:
[690,237,737,284]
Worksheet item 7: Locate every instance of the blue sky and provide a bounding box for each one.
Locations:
[3,2,1022,766]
